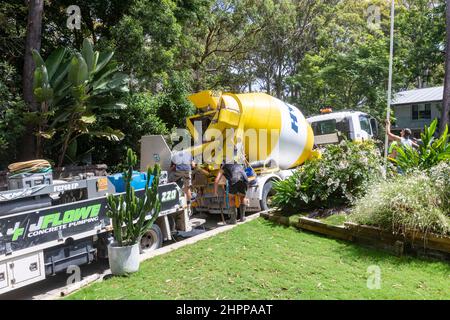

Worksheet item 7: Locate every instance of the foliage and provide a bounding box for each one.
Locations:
[273,140,384,212]
[1,0,448,164]
[188,0,271,92]
[31,38,129,166]
[289,35,389,116]
[0,62,26,168]
[107,0,182,89]
[350,170,450,236]
[90,92,168,170]
[67,219,450,300]
[395,0,445,88]
[154,72,195,129]
[106,149,161,247]
[286,0,445,117]
[391,119,450,172]
[428,161,450,214]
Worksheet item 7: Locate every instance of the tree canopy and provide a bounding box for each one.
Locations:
[0,0,447,168]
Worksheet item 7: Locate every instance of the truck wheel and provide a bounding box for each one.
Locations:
[140,224,163,252]
[260,180,276,211]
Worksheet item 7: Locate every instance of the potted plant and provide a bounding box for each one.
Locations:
[106,148,161,275]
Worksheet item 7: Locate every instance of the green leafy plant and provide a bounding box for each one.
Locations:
[273,140,384,213]
[90,92,168,171]
[350,170,450,237]
[31,38,129,166]
[391,119,450,172]
[106,149,161,247]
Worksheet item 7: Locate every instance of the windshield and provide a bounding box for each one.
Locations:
[359,115,372,135]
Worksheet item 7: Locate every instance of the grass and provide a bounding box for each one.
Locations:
[67,219,450,300]
[279,211,348,226]
[321,214,347,226]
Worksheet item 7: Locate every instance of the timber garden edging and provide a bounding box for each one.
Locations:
[260,211,450,260]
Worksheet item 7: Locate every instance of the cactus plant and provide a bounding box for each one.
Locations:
[106,148,161,247]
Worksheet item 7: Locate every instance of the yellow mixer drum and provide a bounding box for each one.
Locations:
[187,91,314,170]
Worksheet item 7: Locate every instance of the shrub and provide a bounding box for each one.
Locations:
[273,140,384,212]
[428,161,450,215]
[350,171,450,236]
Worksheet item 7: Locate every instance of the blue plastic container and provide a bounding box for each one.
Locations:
[108,171,154,193]
[245,167,256,178]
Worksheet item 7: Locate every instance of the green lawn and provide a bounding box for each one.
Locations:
[68,219,450,300]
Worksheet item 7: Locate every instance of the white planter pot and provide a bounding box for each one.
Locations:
[108,242,140,275]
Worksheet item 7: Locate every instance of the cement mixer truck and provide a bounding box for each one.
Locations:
[141,90,315,214]
[141,91,379,216]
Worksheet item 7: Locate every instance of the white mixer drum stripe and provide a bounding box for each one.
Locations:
[268,99,307,169]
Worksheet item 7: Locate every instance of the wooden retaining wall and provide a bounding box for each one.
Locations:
[260,212,450,260]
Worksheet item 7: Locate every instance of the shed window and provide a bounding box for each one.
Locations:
[412,104,431,120]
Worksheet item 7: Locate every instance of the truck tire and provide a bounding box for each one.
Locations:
[260,180,276,211]
[140,224,163,252]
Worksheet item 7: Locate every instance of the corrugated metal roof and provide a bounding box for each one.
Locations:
[392,86,443,105]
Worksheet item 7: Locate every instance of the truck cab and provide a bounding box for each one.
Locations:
[307,110,378,147]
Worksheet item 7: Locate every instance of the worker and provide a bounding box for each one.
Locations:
[213,157,249,224]
[170,149,195,206]
[385,119,418,149]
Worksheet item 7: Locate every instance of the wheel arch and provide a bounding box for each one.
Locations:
[256,174,281,200]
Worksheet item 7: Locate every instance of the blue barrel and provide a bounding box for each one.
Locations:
[245,167,255,178]
[108,171,154,193]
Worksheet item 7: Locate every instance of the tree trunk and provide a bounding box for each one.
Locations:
[441,0,450,134]
[20,0,44,160]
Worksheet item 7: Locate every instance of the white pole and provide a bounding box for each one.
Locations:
[384,0,395,176]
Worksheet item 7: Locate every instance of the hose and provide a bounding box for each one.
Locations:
[8,160,52,176]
